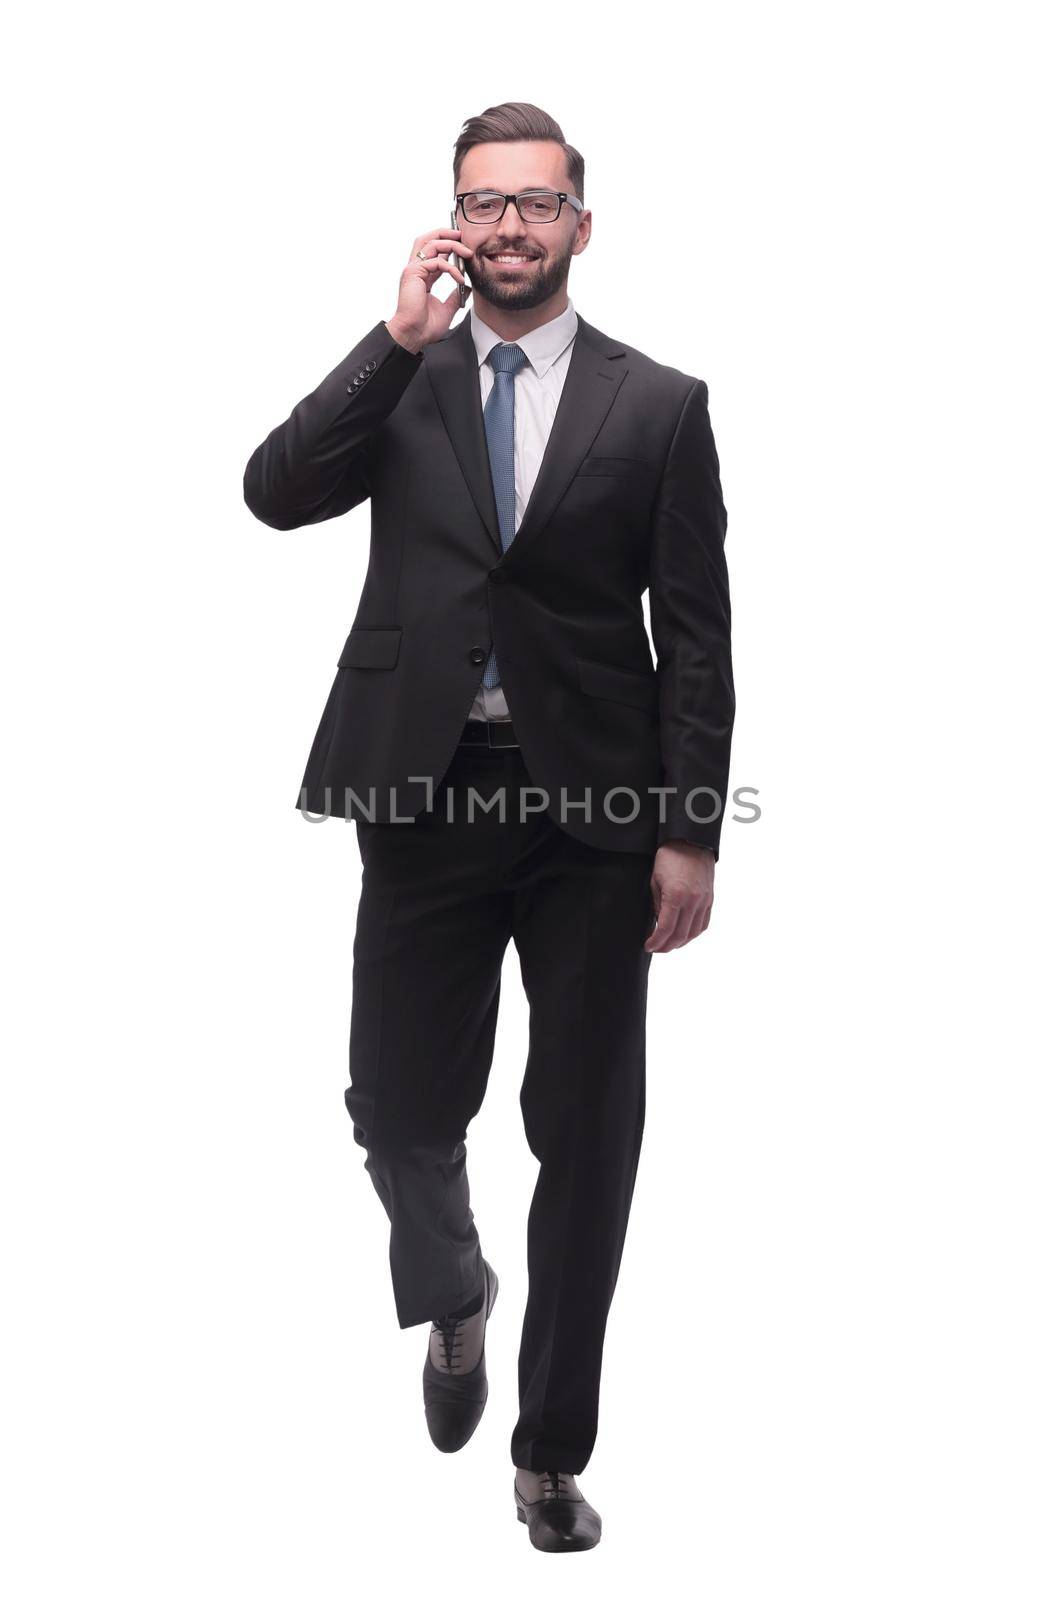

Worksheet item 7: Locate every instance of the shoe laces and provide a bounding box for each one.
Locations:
[430,1310,468,1372]
[540,1469,571,1498]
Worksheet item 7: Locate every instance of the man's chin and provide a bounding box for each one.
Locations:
[475,287,543,312]
[471,265,564,312]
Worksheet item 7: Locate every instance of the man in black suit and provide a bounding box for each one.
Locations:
[243,101,734,1553]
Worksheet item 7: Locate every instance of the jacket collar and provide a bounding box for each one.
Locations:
[424,307,628,562]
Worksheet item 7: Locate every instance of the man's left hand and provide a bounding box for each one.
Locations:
[644,842,715,952]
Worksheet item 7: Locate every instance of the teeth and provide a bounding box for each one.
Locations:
[491,255,531,262]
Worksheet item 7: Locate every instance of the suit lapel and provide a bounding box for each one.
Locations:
[423,311,628,564]
[424,314,502,554]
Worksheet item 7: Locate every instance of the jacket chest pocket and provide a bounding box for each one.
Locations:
[575,455,653,478]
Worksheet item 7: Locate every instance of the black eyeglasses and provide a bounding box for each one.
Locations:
[455,190,584,224]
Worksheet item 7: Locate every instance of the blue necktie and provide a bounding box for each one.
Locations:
[481,342,528,691]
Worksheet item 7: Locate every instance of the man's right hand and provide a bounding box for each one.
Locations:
[386,227,474,354]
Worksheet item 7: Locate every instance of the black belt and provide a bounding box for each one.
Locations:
[458,718,520,749]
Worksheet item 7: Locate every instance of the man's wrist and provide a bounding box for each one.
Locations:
[385,318,424,356]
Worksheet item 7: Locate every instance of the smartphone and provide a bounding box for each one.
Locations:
[450,205,470,309]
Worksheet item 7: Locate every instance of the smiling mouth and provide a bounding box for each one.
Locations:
[485,253,538,266]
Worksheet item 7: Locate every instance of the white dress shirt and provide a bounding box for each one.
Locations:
[465,298,579,721]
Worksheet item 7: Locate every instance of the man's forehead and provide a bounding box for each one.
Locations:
[459,147,567,189]
[461,180,559,191]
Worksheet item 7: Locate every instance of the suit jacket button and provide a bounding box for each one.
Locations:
[365,359,378,372]
[469,647,487,664]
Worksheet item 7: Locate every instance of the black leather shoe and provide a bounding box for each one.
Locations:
[422,1259,499,1452]
[514,1468,602,1551]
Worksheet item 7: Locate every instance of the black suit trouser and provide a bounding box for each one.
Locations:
[345,741,654,1473]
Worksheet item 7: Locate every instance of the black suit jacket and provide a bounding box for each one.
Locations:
[243,313,734,856]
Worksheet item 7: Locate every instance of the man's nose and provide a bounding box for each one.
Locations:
[500,202,527,236]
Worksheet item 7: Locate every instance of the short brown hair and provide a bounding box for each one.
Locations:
[453,101,584,205]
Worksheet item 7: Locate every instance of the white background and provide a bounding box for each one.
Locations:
[3,2,1050,1592]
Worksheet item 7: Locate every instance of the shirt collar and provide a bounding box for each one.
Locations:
[469,297,578,380]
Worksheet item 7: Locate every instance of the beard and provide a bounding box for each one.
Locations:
[466,239,574,311]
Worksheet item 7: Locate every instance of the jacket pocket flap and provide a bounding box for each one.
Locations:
[576,455,652,477]
[338,626,402,670]
[576,655,657,712]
